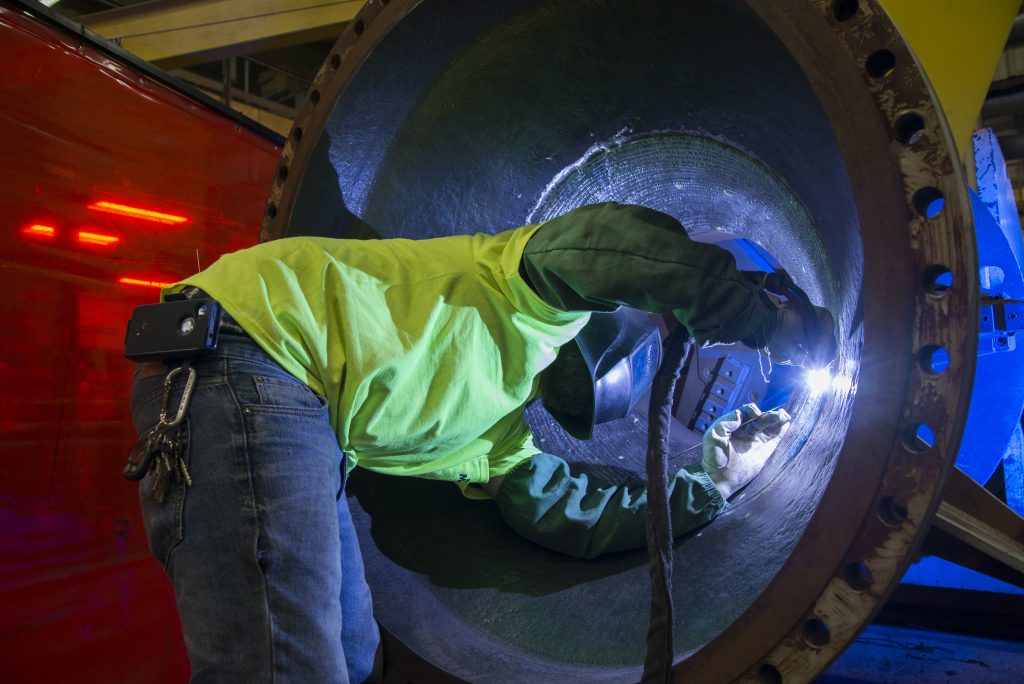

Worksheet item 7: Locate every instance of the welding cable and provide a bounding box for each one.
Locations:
[642,325,694,683]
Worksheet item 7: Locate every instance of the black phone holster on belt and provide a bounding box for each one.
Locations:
[124,293,223,363]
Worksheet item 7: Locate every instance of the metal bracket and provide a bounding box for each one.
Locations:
[979,298,1024,355]
[688,355,751,433]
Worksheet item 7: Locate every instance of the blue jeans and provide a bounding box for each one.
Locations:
[131,335,379,683]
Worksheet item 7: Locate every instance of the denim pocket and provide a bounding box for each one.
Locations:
[250,374,328,415]
[130,374,168,433]
[139,421,190,569]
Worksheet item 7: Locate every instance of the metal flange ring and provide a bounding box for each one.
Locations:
[263,1,975,681]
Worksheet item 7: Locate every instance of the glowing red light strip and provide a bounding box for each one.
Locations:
[119,277,174,289]
[78,230,120,246]
[23,224,56,238]
[88,201,189,225]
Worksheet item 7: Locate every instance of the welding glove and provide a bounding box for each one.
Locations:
[768,302,836,369]
[702,403,792,499]
[746,269,837,369]
[493,452,726,559]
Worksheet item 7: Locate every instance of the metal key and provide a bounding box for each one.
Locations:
[176,451,193,488]
[171,449,183,484]
[166,438,192,488]
[150,450,175,503]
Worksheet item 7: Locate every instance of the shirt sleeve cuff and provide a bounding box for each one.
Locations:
[685,464,729,512]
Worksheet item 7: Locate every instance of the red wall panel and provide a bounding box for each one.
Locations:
[0,6,280,681]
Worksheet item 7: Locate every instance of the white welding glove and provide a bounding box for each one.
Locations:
[702,403,792,499]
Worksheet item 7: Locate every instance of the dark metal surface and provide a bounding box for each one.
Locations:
[263,0,976,681]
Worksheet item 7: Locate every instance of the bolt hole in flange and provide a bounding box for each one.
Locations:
[843,561,874,591]
[832,0,859,22]
[913,187,945,217]
[879,496,909,527]
[904,422,936,452]
[802,618,831,648]
[919,345,950,374]
[895,112,926,145]
[758,663,784,684]
[922,264,954,294]
[865,49,896,79]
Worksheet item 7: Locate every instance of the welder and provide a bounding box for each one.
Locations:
[127,201,835,683]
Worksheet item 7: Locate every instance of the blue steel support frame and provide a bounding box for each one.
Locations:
[901,129,1024,593]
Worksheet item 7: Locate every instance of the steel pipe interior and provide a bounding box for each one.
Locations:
[287,0,865,679]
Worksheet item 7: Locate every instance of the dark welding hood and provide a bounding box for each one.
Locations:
[541,308,662,440]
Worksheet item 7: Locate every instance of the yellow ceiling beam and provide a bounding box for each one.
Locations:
[198,89,295,137]
[81,0,366,68]
[84,0,1017,161]
[881,0,1019,160]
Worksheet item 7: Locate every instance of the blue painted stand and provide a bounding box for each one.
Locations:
[829,130,1024,681]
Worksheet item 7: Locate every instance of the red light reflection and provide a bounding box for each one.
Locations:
[88,201,190,225]
[0,8,277,678]
[77,230,120,246]
[118,276,174,289]
[22,224,56,238]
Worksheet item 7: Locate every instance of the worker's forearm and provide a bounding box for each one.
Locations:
[521,202,776,346]
[493,452,726,559]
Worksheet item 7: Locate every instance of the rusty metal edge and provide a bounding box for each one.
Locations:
[680,0,977,681]
[260,0,424,243]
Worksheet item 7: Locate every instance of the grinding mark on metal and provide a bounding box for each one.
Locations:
[529,133,819,280]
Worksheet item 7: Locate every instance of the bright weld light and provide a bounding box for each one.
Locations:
[119,277,173,289]
[805,368,832,395]
[23,224,56,238]
[77,230,120,246]
[88,201,189,225]
[831,372,854,394]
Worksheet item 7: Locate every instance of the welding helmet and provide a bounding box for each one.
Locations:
[540,308,663,440]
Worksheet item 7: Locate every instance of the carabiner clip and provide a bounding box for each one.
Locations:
[158,362,197,429]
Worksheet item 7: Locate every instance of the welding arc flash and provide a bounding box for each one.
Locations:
[806,368,832,395]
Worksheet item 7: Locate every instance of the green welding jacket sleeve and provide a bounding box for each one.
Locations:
[493,452,727,559]
[521,202,776,346]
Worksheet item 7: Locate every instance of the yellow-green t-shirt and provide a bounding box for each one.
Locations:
[166,225,589,495]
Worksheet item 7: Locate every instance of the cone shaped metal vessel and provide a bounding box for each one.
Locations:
[262,0,977,680]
